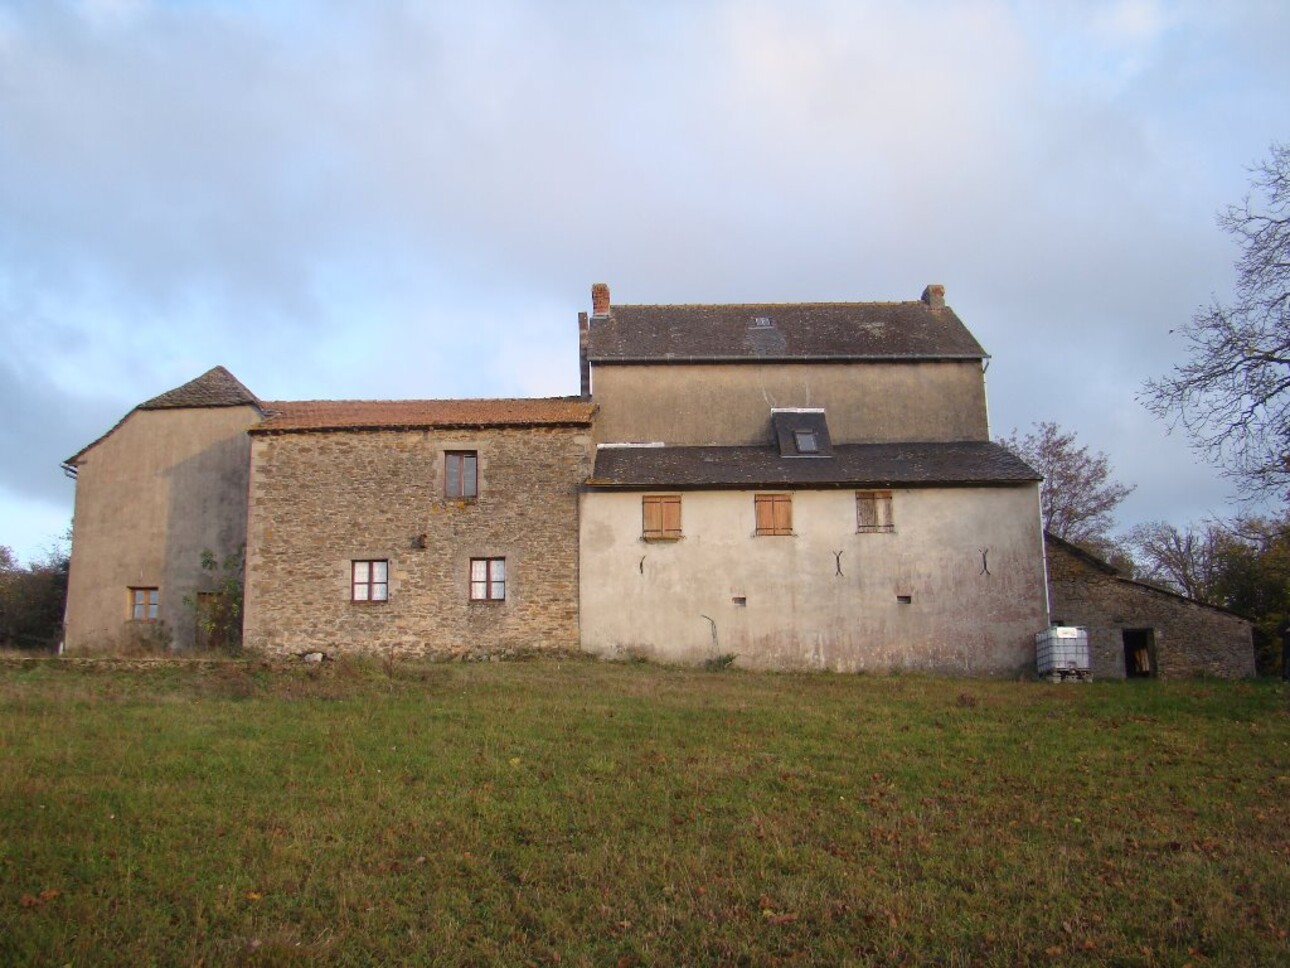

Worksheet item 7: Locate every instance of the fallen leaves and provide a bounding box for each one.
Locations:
[19,888,59,909]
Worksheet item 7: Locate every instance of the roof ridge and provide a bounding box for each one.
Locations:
[613,300,925,309]
[264,395,585,406]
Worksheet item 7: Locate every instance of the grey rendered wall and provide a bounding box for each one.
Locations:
[580,484,1048,675]
[589,360,990,445]
[64,405,259,651]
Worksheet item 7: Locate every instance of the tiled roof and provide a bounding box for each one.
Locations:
[252,398,596,434]
[139,366,261,410]
[585,301,987,363]
[587,441,1039,489]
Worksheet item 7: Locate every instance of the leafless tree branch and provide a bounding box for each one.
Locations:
[1142,143,1290,497]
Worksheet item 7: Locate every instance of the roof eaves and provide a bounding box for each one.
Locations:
[587,353,989,364]
[584,479,1033,491]
[1111,574,1254,621]
[251,417,595,436]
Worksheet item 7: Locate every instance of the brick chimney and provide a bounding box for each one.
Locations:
[578,311,591,400]
[921,284,945,309]
[591,282,611,317]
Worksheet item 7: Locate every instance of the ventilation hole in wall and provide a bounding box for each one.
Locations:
[896,594,913,605]
[732,596,747,606]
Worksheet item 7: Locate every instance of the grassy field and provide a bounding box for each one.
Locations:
[1,657,1287,967]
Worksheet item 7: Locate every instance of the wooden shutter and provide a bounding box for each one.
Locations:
[756,494,791,535]
[661,496,681,537]
[643,495,682,539]
[857,491,894,532]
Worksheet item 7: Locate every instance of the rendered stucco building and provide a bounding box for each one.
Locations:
[577,284,1051,674]
[62,367,262,652]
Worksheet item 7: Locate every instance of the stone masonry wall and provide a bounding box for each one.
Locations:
[1046,540,1254,679]
[243,425,592,659]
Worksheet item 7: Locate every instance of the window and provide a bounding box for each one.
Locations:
[129,587,159,621]
[445,451,478,499]
[352,560,389,602]
[857,491,894,533]
[642,494,682,540]
[793,429,818,454]
[470,557,506,601]
[754,493,793,536]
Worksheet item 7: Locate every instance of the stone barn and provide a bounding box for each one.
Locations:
[1045,533,1254,679]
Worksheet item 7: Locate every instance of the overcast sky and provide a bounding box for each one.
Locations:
[1,0,1287,563]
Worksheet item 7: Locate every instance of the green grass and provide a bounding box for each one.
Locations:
[1,658,1287,966]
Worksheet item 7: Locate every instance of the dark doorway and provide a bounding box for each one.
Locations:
[1123,628,1156,678]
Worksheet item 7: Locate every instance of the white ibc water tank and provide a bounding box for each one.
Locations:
[1035,626,1090,678]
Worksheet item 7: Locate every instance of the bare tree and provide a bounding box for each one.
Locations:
[998,421,1135,548]
[1125,520,1227,602]
[1143,143,1290,496]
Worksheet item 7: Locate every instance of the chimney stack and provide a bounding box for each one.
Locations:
[578,311,590,399]
[921,284,945,309]
[591,282,611,317]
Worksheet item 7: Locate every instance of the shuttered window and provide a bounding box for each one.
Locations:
[754,493,793,536]
[642,494,682,540]
[856,491,895,533]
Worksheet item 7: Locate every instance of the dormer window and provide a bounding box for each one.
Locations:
[771,409,832,458]
[793,429,818,454]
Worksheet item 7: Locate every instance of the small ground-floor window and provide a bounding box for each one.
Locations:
[351,560,389,602]
[470,557,506,601]
[129,586,159,621]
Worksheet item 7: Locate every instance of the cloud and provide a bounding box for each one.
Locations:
[0,0,1287,562]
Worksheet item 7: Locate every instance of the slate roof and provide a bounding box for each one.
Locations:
[1044,532,1253,620]
[770,409,834,458]
[139,366,261,410]
[585,301,987,363]
[587,441,1038,489]
[252,398,596,434]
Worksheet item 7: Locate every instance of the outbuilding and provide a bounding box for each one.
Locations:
[1044,532,1255,679]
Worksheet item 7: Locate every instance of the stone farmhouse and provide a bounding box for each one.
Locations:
[59,283,1249,677]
